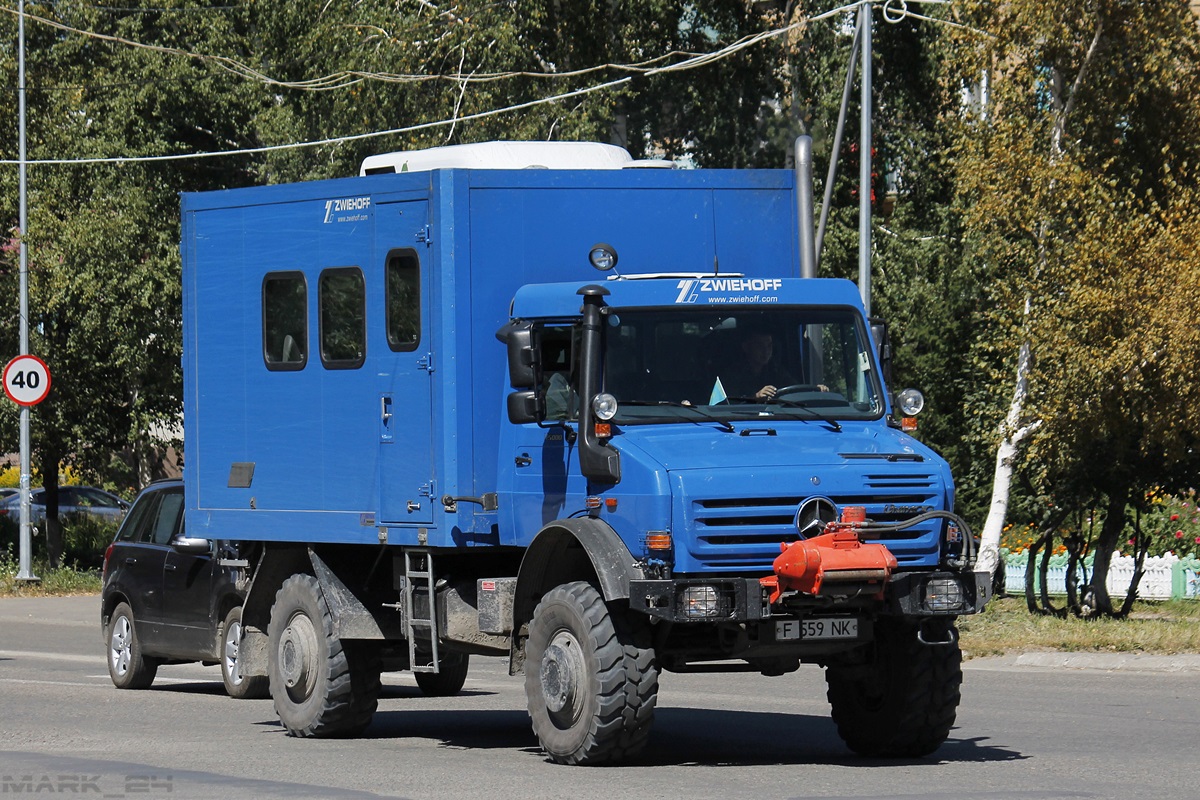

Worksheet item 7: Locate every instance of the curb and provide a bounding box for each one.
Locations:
[970,652,1200,673]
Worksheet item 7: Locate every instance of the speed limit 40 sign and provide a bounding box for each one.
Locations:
[3,355,52,406]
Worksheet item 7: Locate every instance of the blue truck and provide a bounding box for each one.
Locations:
[180,141,988,764]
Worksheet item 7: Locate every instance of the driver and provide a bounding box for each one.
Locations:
[720,326,797,400]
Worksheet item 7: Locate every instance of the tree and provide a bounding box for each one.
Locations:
[947,0,1200,615]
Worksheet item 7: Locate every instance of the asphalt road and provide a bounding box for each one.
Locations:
[1,596,1197,800]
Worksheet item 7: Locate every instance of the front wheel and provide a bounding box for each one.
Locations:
[524,581,658,765]
[106,602,159,690]
[268,574,381,737]
[825,617,962,757]
[222,606,270,699]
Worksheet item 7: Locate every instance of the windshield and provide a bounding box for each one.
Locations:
[602,306,884,424]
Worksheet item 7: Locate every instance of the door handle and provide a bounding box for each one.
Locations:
[124,557,136,566]
[515,454,532,467]
[165,563,177,572]
[381,396,393,423]
[407,501,421,513]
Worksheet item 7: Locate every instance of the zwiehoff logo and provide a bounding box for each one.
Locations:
[675,277,783,304]
[323,196,372,224]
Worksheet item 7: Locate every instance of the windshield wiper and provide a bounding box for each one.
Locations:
[761,398,843,432]
[617,400,736,433]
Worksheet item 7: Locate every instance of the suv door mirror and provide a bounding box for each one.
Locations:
[170,535,211,555]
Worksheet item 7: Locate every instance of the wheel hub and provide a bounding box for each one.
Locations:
[539,631,585,721]
[277,612,319,702]
[225,620,243,684]
[110,618,131,676]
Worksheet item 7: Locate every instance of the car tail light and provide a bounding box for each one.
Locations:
[101,543,114,580]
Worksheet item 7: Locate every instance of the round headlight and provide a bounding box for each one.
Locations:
[896,388,925,416]
[592,393,618,421]
[588,243,618,272]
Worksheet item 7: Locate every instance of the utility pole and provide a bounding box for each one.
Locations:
[16,0,38,582]
[858,0,872,317]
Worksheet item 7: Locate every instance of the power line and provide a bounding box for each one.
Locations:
[0,0,976,167]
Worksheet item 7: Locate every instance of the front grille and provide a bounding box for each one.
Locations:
[684,473,942,571]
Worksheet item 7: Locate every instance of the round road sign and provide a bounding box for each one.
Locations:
[3,355,52,406]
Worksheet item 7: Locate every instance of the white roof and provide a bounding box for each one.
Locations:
[359,141,671,175]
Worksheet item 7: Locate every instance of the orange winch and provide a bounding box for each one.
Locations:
[760,506,898,604]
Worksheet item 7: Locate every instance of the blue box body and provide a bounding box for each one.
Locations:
[181,166,951,576]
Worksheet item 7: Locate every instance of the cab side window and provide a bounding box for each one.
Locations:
[263,272,308,370]
[320,267,366,369]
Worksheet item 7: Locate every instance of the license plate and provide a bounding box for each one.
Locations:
[775,618,858,641]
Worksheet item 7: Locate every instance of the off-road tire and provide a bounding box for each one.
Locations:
[268,574,382,737]
[414,651,470,697]
[524,581,658,765]
[106,602,159,690]
[826,617,961,757]
[221,605,270,699]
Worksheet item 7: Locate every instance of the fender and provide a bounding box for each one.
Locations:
[508,517,645,673]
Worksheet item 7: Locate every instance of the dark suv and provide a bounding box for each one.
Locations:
[100,480,267,698]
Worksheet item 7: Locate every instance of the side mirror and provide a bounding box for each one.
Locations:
[502,322,538,388]
[869,317,892,386]
[171,535,212,555]
[507,390,543,425]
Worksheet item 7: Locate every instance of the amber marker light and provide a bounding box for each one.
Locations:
[645,532,672,550]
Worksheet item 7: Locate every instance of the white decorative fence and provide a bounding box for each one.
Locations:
[1002,551,1200,600]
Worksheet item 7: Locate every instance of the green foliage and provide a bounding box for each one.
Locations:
[943,0,1200,613]
[0,544,103,595]
[0,512,119,571]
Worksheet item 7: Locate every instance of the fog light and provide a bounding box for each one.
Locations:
[679,585,721,618]
[925,577,965,612]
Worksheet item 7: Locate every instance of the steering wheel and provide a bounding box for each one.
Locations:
[774,384,822,397]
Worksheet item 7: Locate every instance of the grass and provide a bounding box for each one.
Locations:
[958,594,1200,658]
[0,548,103,596]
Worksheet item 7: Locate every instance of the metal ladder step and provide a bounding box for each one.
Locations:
[403,550,439,674]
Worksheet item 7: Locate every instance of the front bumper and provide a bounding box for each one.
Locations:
[628,569,990,624]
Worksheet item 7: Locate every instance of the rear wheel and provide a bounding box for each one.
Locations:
[524,581,658,765]
[222,606,270,699]
[825,617,961,757]
[106,602,159,690]
[268,574,381,737]
[414,651,470,697]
